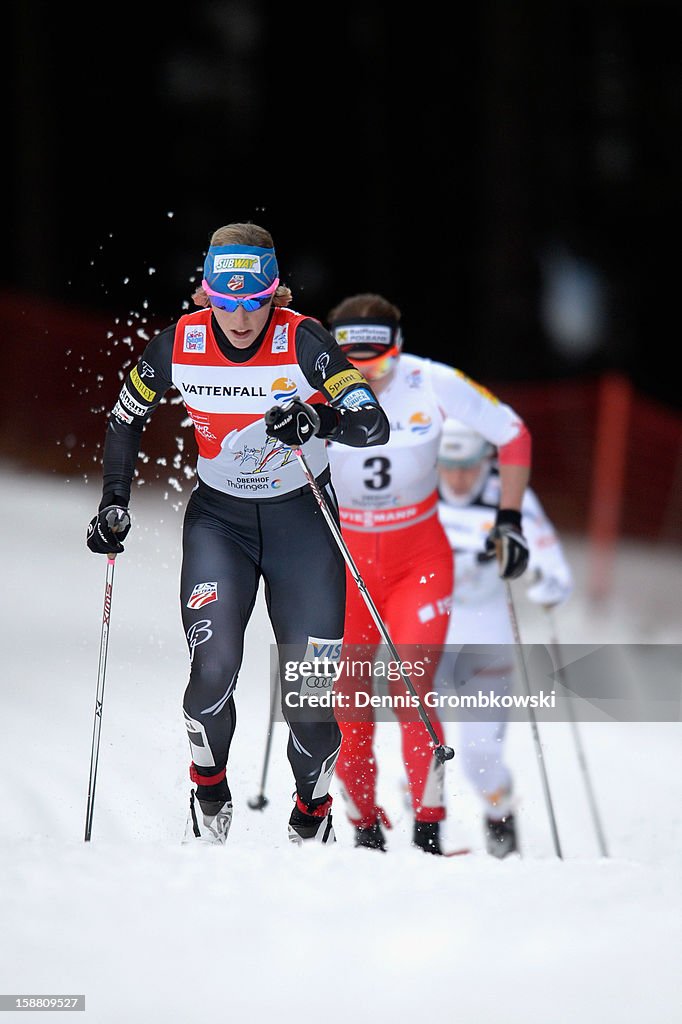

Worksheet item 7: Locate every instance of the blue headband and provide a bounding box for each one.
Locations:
[203,244,279,296]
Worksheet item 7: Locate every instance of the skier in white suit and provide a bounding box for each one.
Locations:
[436,418,574,857]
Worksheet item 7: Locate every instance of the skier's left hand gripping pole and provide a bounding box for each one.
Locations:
[292,447,454,765]
[84,532,127,841]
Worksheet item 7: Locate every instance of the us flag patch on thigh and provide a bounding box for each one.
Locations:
[187,582,219,609]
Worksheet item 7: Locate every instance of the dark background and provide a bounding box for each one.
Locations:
[3,1,681,541]
[6,0,681,391]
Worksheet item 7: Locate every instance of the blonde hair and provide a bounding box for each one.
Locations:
[327,292,401,323]
[192,221,293,308]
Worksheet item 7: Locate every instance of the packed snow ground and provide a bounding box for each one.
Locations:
[1,462,680,1023]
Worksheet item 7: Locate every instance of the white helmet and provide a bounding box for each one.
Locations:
[438,419,494,467]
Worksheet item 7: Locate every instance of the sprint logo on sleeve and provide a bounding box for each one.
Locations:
[325,368,366,399]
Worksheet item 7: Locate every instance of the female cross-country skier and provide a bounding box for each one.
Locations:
[325,293,532,854]
[435,418,573,857]
[86,223,389,847]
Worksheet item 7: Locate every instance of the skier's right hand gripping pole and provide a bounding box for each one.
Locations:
[87,505,132,556]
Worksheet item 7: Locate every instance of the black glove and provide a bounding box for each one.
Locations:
[264,399,321,447]
[479,508,529,580]
[87,505,131,554]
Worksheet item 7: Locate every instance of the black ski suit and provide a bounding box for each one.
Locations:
[97,305,389,808]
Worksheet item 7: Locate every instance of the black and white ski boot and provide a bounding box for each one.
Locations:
[288,795,336,845]
[412,820,443,855]
[355,822,387,851]
[183,789,233,846]
[354,807,391,851]
[485,812,518,858]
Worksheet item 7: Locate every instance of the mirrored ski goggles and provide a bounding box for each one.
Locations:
[341,344,401,381]
[202,277,279,312]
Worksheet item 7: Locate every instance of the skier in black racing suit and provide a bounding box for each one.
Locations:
[86,221,389,846]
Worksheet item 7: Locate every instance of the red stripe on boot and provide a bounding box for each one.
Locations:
[189,763,226,787]
[296,794,333,818]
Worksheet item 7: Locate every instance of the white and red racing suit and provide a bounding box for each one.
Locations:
[327,352,531,826]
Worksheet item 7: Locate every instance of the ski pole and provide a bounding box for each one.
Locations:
[545,605,609,857]
[291,445,454,765]
[247,666,280,810]
[84,553,118,842]
[504,580,563,858]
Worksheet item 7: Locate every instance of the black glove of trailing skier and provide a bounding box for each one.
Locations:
[86,505,131,554]
[264,399,322,447]
[478,508,529,580]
